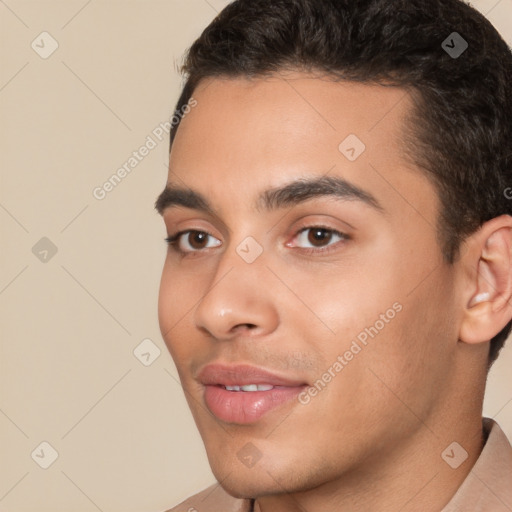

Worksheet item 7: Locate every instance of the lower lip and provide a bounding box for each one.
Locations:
[204,385,305,424]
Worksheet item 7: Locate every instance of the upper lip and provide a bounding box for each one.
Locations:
[197,363,307,387]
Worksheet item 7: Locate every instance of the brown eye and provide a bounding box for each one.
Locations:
[187,231,209,250]
[291,226,348,252]
[165,230,222,254]
[307,228,333,247]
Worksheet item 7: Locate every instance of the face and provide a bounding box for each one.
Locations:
[156,73,462,497]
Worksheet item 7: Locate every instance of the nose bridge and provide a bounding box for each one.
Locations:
[193,237,278,339]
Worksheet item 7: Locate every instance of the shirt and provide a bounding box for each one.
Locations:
[166,418,512,512]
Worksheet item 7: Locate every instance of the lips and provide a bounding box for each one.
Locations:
[198,364,306,387]
[198,364,307,424]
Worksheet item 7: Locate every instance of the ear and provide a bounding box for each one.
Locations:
[459,215,512,344]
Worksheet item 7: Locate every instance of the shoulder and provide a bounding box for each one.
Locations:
[164,484,251,512]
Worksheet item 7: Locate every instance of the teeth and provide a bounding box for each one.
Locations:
[254,384,274,391]
[224,384,274,392]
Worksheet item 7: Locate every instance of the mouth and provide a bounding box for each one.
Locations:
[198,364,308,424]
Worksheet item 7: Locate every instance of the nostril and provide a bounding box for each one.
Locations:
[234,323,257,331]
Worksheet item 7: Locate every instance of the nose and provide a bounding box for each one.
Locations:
[193,251,279,341]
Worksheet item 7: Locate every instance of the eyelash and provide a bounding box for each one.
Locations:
[164,225,350,256]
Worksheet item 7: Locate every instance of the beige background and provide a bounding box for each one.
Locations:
[0,1,511,511]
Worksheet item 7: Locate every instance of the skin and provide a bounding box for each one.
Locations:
[156,72,512,512]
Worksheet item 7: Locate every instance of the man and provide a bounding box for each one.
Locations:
[155,0,512,510]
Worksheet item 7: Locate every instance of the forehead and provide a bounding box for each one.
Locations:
[167,73,438,225]
[174,72,413,154]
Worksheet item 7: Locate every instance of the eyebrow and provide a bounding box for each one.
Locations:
[154,175,384,217]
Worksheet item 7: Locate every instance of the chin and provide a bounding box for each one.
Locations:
[212,471,281,499]
[207,453,319,499]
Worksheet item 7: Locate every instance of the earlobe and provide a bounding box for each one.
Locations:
[459,216,512,345]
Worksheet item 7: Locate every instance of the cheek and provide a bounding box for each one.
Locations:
[157,261,197,359]
[354,268,458,420]
[158,258,225,379]
[278,252,401,344]
[158,256,207,318]
[157,263,175,341]
[283,238,450,390]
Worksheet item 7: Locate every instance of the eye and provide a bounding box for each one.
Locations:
[288,226,349,253]
[165,230,221,254]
